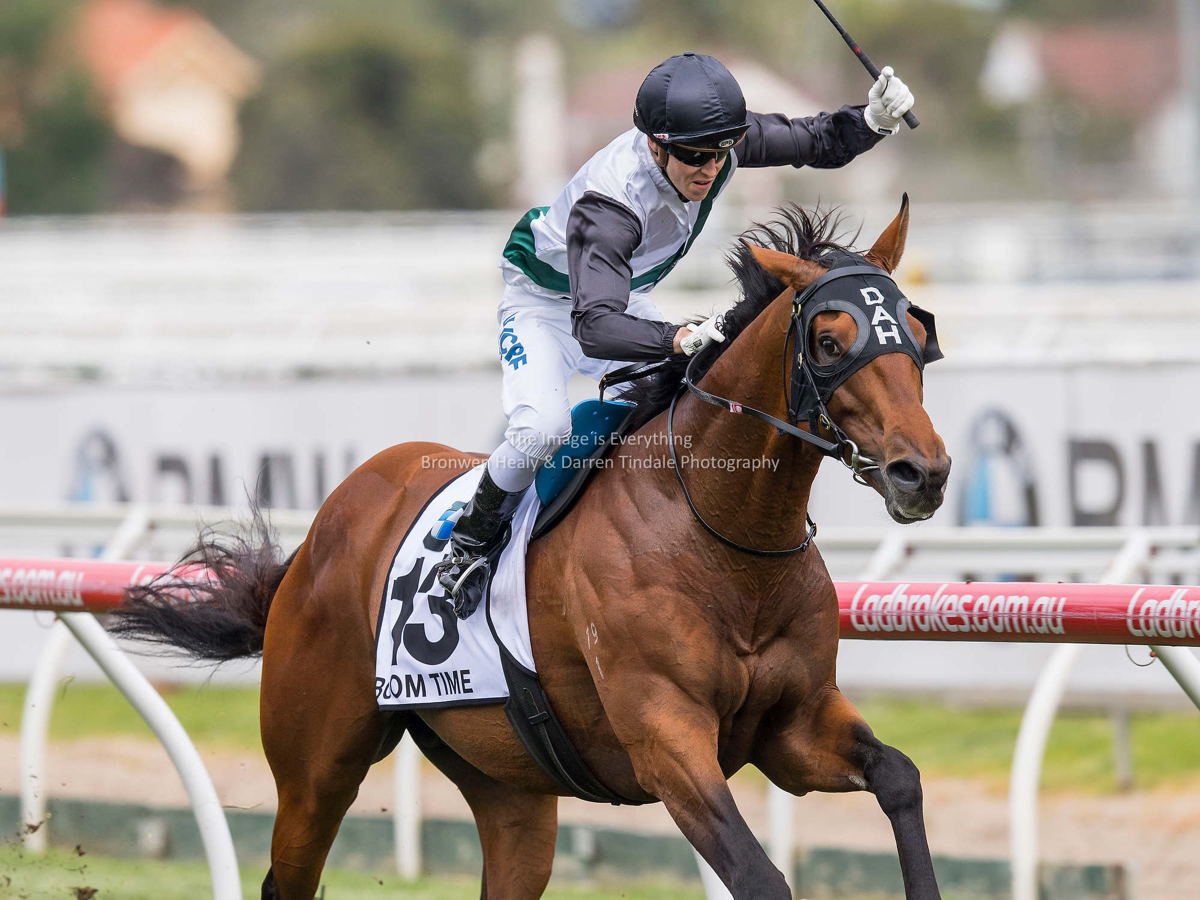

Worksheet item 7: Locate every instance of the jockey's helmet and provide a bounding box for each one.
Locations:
[633,52,748,151]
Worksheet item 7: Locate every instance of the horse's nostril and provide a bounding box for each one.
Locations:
[927,459,951,492]
[886,459,925,493]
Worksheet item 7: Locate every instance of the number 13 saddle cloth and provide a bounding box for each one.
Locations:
[374,464,538,710]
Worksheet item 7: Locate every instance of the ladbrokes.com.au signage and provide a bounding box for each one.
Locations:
[840,582,1200,645]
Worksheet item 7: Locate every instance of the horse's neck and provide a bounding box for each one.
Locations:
[669,292,823,553]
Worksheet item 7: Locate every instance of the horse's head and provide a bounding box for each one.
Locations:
[748,196,950,523]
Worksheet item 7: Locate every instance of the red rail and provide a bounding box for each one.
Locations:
[838,581,1200,646]
[3,559,1200,646]
[0,559,171,612]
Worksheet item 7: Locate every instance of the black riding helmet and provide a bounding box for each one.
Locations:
[634,52,749,149]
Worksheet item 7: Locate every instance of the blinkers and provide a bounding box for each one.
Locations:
[788,254,942,427]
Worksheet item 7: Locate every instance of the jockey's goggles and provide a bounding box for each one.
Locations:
[665,142,733,168]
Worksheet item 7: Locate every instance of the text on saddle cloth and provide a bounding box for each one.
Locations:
[374,466,539,710]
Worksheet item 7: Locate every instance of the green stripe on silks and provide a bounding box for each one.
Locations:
[502,159,733,295]
[630,157,732,290]
[502,207,571,294]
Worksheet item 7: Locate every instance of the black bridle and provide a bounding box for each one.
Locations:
[603,259,941,558]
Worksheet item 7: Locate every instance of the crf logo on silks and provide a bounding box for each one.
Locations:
[499,313,528,370]
[861,287,901,346]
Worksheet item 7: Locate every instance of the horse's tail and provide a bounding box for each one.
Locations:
[108,505,295,662]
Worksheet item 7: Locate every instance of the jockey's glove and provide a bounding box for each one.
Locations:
[680,312,726,357]
[865,66,915,136]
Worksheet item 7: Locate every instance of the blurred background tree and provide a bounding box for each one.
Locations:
[231,20,490,210]
[0,0,113,213]
[0,0,1186,213]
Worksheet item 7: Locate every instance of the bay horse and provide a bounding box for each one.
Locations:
[113,197,950,900]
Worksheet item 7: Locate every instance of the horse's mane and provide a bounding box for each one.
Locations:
[619,204,856,433]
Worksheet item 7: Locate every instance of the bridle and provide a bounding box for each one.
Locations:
[662,259,941,557]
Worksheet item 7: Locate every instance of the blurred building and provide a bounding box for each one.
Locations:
[981,22,1187,199]
[77,0,260,209]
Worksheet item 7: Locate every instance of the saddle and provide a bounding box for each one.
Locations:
[530,398,636,539]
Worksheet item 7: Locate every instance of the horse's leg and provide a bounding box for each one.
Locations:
[260,715,384,900]
[608,691,791,900]
[259,556,391,900]
[468,781,557,900]
[407,717,558,899]
[754,688,941,900]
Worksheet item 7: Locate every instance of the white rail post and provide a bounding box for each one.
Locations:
[394,732,422,880]
[859,530,911,582]
[17,505,242,898]
[694,849,735,900]
[57,611,242,900]
[1150,645,1200,711]
[1009,643,1082,900]
[1009,530,1152,900]
[768,775,795,887]
[19,622,72,850]
[20,505,151,850]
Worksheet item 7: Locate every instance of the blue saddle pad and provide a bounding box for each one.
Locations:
[535,399,635,506]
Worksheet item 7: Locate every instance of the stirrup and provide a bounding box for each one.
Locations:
[439,554,491,618]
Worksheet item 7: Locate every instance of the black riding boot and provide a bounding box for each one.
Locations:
[435,468,526,619]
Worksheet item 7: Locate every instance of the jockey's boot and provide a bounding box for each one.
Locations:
[435,468,525,619]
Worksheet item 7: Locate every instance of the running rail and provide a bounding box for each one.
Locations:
[4,552,241,900]
[4,558,1200,647]
[7,554,1200,900]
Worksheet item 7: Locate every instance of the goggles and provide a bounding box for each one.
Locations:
[664,143,731,168]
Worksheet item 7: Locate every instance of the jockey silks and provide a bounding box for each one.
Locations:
[501,127,737,303]
[500,107,882,363]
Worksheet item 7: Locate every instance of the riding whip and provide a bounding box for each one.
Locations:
[809,0,920,130]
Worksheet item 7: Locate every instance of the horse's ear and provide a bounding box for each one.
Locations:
[864,193,910,274]
[745,243,827,292]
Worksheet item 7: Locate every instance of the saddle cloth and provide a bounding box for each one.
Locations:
[374,466,540,710]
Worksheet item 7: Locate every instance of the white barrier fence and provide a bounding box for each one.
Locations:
[3,504,1200,899]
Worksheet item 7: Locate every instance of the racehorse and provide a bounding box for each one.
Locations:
[112,197,950,900]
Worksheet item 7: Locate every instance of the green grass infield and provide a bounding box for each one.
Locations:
[1,683,1199,793]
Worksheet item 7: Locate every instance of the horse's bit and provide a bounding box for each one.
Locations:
[667,254,943,557]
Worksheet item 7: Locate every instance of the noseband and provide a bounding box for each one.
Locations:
[666,256,942,557]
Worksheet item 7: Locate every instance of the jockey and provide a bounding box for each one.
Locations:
[436,51,915,616]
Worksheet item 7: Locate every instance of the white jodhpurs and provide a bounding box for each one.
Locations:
[494,285,668,468]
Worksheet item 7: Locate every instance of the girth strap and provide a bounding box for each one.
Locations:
[499,644,647,805]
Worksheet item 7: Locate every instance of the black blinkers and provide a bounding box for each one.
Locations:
[787,255,942,426]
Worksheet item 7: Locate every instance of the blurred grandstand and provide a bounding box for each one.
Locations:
[3,203,1200,388]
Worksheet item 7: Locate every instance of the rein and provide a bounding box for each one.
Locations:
[661,266,898,557]
[667,379,819,557]
[604,261,936,558]
[664,326,871,557]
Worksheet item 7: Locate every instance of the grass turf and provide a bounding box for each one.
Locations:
[1,683,1199,793]
[0,681,264,751]
[0,844,705,900]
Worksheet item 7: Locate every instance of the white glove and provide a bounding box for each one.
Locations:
[865,66,914,135]
[679,312,726,357]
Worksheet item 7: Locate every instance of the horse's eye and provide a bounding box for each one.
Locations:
[819,337,840,357]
